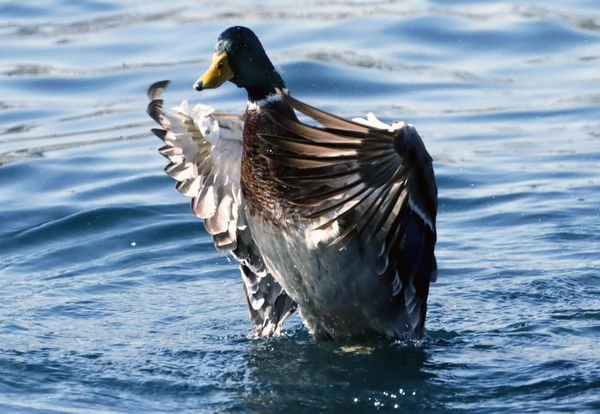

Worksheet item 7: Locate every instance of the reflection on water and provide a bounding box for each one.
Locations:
[0,0,599,412]
[244,334,437,412]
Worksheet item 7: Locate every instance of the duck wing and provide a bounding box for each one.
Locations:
[147,81,296,337]
[259,91,437,336]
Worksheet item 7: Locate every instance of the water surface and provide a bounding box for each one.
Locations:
[1,1,599,412]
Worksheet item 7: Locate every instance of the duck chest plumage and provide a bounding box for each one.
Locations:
[240,102,300,219]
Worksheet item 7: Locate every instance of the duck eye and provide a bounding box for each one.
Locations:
[217,62,224,69]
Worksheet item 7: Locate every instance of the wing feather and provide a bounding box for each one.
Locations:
[147,80,296,336]
[266,91,438,336]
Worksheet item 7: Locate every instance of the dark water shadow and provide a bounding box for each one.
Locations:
[241,330,446,413]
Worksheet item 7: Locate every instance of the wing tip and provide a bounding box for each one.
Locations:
[147,80,171,100]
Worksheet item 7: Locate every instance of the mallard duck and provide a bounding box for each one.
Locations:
[147,26,437,339]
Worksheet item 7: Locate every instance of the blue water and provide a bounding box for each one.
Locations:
[1,1,599,412]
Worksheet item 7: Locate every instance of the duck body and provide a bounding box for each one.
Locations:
[240,100,428,339]
[148,26,437,339]
[241,102,393,337]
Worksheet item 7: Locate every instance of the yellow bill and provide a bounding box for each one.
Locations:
[193,52,233,91]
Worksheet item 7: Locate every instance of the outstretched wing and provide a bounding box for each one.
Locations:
[147,81,296,336]
[259,91,437,337]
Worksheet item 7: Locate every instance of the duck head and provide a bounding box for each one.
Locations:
[193,26,286,102]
